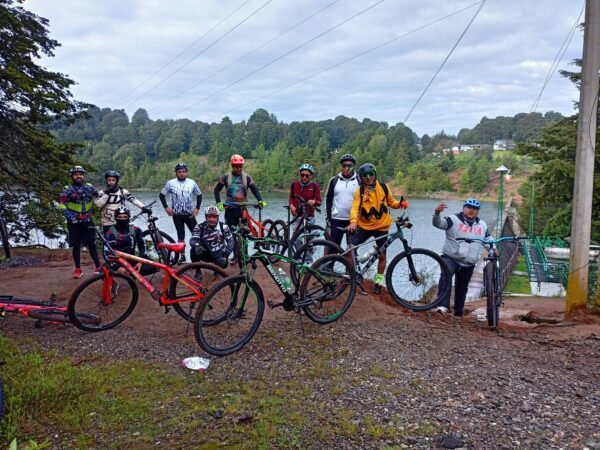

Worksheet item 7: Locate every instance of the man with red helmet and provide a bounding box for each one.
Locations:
[214,154,266,265]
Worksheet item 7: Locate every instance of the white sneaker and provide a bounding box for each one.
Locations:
[435,306,449,314]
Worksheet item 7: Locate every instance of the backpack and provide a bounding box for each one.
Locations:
[226,171,249,189]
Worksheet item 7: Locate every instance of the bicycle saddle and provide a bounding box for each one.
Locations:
[157,242,186,253]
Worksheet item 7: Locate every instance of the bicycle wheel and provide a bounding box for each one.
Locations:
[290,239,343,288]
[142,230,180,265]
[386,249,450,311]
[484,261,499,328]
[266,219,287,255]
[68,272,138,332]
[27,309,101,324]
[289,224,326,257]
[299,254,357,324]
[260,219,273,238]
[169,262,229,322]
[0,219,10,259]
[194,275,265,356]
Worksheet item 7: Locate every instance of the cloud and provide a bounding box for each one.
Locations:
[24,0,584,136]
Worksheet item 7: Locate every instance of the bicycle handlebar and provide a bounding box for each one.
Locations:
[131,200,157,222]
[457,236,528,247]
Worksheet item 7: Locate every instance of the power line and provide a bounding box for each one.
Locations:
[213,1,483,121]
[122,0,274,111]
[148,0,341,114]
[530,2,584,113]
[403,0,486,124]
[113,0,253,108]
[173,0,385,118]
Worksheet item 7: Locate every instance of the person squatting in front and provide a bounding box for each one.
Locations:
[159,162,202,263]
[103,206,157,276]
[214,154,266,265]
[325,154,360,250]
[288,163,322,261]
[58,166,102,279]
[432,198,490,316]
[95,170,149,233]
[348,163,409,294]
[189,206,234,269]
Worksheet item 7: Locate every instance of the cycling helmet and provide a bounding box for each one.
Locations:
[204,205,219,216]
[115,206,131,217]
[358,163,377,178]
[464,198,481,209]
[104,170,120,181]
[230,154,245,165]
[339,154,356,164]
[299,163,314,174]
[175,162,188,171]
[69,165,86,176]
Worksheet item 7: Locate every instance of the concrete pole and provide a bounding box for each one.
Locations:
[566,0,600,316]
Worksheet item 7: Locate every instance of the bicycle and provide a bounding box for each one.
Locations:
[67,228,228,331]
[339,215,451,310]
[0,218,10,259]
[130,201,179,265]
[457,236,527,327]
[0,293,99,327]
[194,226,357,356]
[266,195,328,258]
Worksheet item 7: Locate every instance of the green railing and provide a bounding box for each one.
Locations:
[523,237,569,286]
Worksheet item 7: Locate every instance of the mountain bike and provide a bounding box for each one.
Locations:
[0,293,99,327]
[457,236,527,327]
[130,201,179,265]
[223,201,274,238]
[266,195,328,258]
[0,218,10,259]
[194,226,357,356]
[68,228,228,331]
[340,215,451,310]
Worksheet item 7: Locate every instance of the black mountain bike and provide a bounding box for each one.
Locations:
[194,226,357,356]
[130,201,179,265]
[457,236,527,327]
[341,215,451,310]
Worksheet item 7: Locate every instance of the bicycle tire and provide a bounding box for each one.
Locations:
[0,219,10,259]
[386,249,450,311]
[288,224,326,257]
[299,254,357,324]
[27,309,101,324]
[289,239,343,288]
[169,262,229,322]
[194,275,265,356]
[266,219,287,255]
[142,230,180,265]
[68,272,138,332]
[261,219,273,238]
[485,261,499,328]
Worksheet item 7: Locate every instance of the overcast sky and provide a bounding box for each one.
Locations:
[24,0,584,136]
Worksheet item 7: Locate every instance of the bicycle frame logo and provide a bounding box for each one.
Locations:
[265,263,290,294]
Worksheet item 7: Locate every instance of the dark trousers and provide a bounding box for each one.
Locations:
[225,208,243,260]
[173,214,197,242]
[329,218,350,248]
[438,255,475,316]
[67,221,101,268]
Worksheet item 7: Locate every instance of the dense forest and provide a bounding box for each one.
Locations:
[51,107,558,193]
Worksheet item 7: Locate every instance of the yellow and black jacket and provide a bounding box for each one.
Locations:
[350,181,402,231]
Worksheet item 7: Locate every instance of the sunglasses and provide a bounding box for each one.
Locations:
[341,163,354,168]
[300,173,312,178]
[360,172,376,178]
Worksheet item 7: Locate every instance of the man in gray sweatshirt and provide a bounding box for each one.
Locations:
[432,198,490,316]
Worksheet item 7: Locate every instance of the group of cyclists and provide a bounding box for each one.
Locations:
[58,152,489,316]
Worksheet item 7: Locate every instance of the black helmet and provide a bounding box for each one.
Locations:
[339,154,356,164]
[358,163,376,178]
[69,165,86,176]
[115,206,131,218]
[104,170,120,181]
[175,162,188,171]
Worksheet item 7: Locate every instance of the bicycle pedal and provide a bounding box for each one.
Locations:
[164,306,171,314]
[267,300,283,309]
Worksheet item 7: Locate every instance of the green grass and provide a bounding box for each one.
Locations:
[1,331,433,448]
[505,274,531,295]
[513,256,527,273]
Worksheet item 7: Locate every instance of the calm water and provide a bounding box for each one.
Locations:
[133,191,496,259]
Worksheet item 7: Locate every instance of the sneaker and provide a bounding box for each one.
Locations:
[373,284,383,294]
[72,268,83,279]
[435,306,449,314]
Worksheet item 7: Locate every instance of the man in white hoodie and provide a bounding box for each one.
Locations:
[325,154,360,249]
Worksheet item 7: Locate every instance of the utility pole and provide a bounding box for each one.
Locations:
[566,0,600,316]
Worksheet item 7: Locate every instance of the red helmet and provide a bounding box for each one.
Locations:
[230,154,245,165]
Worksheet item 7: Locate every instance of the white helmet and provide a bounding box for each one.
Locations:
[204,205,219,216]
